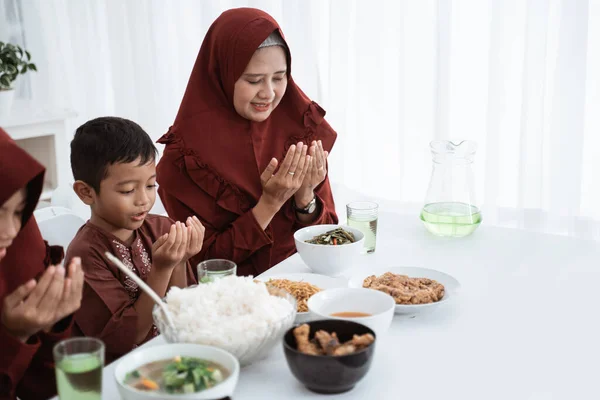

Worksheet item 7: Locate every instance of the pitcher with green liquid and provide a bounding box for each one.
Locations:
[420,140,481,237]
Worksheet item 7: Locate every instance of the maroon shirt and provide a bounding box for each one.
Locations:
[66,214,196,363]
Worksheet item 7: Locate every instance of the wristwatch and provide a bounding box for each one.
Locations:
[294,196,317,214]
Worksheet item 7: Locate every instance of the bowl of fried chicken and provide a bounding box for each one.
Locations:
[282,320,376,394]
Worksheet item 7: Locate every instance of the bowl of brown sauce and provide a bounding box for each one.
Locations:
[307,288,395,337]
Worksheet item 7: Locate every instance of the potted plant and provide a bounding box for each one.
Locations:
[0,41,37,115]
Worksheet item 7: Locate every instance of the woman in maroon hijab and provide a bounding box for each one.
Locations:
[157,8,338,276]
[0,128,84,400]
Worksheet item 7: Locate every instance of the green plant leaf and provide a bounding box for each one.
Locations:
[0,74,11,88]
[0,42,34,79]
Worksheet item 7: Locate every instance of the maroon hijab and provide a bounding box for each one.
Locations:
[0,128,62,298]
[0,128,44,229]
[160,7,337,200]
[0,128,69,400]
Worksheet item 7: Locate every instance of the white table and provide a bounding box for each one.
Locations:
[66,211,600,399]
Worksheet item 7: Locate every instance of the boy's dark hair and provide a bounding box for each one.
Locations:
[70,117,157,192]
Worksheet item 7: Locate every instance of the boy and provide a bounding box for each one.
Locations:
[66,117,203,362]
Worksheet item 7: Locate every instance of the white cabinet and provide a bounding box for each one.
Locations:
[0,101,77,201]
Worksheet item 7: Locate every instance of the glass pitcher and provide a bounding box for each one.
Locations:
[420,140,482,237]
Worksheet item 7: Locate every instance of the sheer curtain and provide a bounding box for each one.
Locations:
[2,0,599,239]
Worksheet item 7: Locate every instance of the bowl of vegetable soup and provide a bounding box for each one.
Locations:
[115,343,239,399]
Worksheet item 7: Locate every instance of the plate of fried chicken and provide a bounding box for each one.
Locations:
[348,266,460,315]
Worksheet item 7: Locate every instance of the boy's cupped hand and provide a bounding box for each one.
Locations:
[1,257,84,343]
[183,215,204,262]
[152,221,188,270]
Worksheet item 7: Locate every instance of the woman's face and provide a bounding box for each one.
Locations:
[0,188,26,262]
[233,46,288,122]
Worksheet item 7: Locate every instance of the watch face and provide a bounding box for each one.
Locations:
[307,201,316,213]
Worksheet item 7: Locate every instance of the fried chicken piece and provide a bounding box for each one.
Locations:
[350,333,375,349]
[363,273,445,305]
[332,343,357,356]
[293,324,322,355]
[371,284,413,303]
[363,275,377,288]
[314,330,341,355]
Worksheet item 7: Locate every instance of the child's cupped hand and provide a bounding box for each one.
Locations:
[152,221,188,270]
[1,257,84,343]
[183,216,205,262]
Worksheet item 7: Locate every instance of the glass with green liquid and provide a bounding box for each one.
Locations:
[198,259,237,283]
[347,201,379,253]
[54,337,104,400]
[421,140,481,237]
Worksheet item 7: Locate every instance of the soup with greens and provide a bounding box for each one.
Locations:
[124,356,228,394]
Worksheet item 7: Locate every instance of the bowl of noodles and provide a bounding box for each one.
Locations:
[258,273,348,323]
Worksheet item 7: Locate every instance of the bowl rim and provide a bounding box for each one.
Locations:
[283,319,376,359]
[293,224,366,247]
[114,343,240,398]
[307,287,396,318]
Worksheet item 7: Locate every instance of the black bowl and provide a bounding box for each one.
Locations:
[282,319,376,394]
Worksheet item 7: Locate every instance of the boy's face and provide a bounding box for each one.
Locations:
[84,158,157,239]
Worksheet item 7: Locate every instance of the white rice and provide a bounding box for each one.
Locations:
[162,276,294,352]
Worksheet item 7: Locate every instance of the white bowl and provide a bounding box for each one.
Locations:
[153,286,297,366]
[115,343,239,400]
[257,273,349,323]
[294,225,365,276]
[348,266,461,315]
[307,288,395,338]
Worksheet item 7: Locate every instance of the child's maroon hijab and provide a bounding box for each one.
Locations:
[0,127,61,296]
[0,128,45,227]
[161,7,337,200]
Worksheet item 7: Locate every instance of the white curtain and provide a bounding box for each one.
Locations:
[2,0,599,239]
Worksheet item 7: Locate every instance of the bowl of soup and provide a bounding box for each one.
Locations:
[307,288,395,338]
[115,343,239,399]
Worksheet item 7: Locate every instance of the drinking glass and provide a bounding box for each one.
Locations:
[346,201,379,253]
[54,337,104,400]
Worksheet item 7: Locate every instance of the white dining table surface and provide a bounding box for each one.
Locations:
[54,211,600,400]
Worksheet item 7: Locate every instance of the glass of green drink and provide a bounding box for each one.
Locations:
[54,337,104,400]
[347,201,379,253]
[197,259,237,283]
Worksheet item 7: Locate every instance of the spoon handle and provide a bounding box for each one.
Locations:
[105,252,176,330]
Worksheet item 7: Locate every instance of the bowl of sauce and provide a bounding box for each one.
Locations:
[307,288,395,337]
